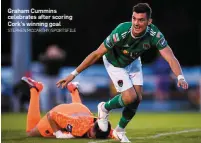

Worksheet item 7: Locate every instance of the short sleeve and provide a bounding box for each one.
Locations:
[152,31,168,50]
[103,24,122,50]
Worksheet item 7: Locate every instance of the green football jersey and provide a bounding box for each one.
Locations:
[103,22,168,68]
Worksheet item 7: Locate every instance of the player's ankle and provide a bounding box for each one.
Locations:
[31,86,39,92]
[115,125,125,132]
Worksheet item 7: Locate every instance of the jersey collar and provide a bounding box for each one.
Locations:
[131,26,148,39]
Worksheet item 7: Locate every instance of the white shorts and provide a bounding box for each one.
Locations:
[103,55,143,92]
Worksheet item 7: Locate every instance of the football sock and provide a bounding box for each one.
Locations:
[26,88,41,132]
[118,99,140,128]
[104,94,125,111]
[71,89,82,103]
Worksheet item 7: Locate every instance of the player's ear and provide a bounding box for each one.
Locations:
[148,18,152,25]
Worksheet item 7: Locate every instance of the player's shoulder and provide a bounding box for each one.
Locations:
[149,23,160,31]
[148,23,164,37]
[148,24,168,48]
[115,21,132,34]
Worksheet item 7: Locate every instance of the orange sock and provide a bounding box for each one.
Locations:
[26,88,41,132]
[71,89,82,103]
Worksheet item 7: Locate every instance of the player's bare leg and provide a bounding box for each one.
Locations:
[21,77,43,136]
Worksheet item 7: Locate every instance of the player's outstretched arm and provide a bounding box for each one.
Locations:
[56,43,108,89]
[159,46,188,90]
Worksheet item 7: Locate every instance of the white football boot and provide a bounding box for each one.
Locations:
[112,129,130,143]
[97,102,109,132]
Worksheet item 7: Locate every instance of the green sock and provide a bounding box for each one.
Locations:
[119,107,135,128]
[118,99,140,128]
[104,94,125,111]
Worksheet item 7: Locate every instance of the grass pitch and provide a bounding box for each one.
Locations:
[2,112,201,143]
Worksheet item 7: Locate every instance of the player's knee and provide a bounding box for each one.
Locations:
[122,92,138,105]
[122,95,133,105]
[126,96,141,112]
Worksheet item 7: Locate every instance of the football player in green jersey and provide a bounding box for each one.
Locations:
[57,3,188,142]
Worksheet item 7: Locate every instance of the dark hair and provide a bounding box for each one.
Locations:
[93,121,111,139]
[132,3,152,19]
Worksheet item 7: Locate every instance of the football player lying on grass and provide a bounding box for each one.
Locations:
[20,77,112,139]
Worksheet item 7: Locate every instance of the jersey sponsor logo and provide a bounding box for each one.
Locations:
[117,80,123,87]
[143,43,151,50]
[159,37,167,47]
[113,33,120,42]
[122,50,129,55]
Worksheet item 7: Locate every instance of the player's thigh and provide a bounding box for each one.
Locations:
[103,57,133,92]
[130,69,143,100]
[121,87,138,104]
[133,85,143,101]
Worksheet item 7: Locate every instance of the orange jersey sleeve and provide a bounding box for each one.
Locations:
[50,111,94,137]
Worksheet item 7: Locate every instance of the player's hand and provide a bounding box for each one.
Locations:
[177,79,188,90]
[56,74,75,89]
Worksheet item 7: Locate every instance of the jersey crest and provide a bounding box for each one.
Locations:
[143,43,151,50]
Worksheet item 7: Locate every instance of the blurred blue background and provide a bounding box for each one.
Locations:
[2,63,201,112]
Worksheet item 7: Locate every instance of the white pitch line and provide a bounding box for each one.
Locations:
[88,128,201,143]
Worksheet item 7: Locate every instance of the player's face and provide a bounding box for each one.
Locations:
[132,12,151,36]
